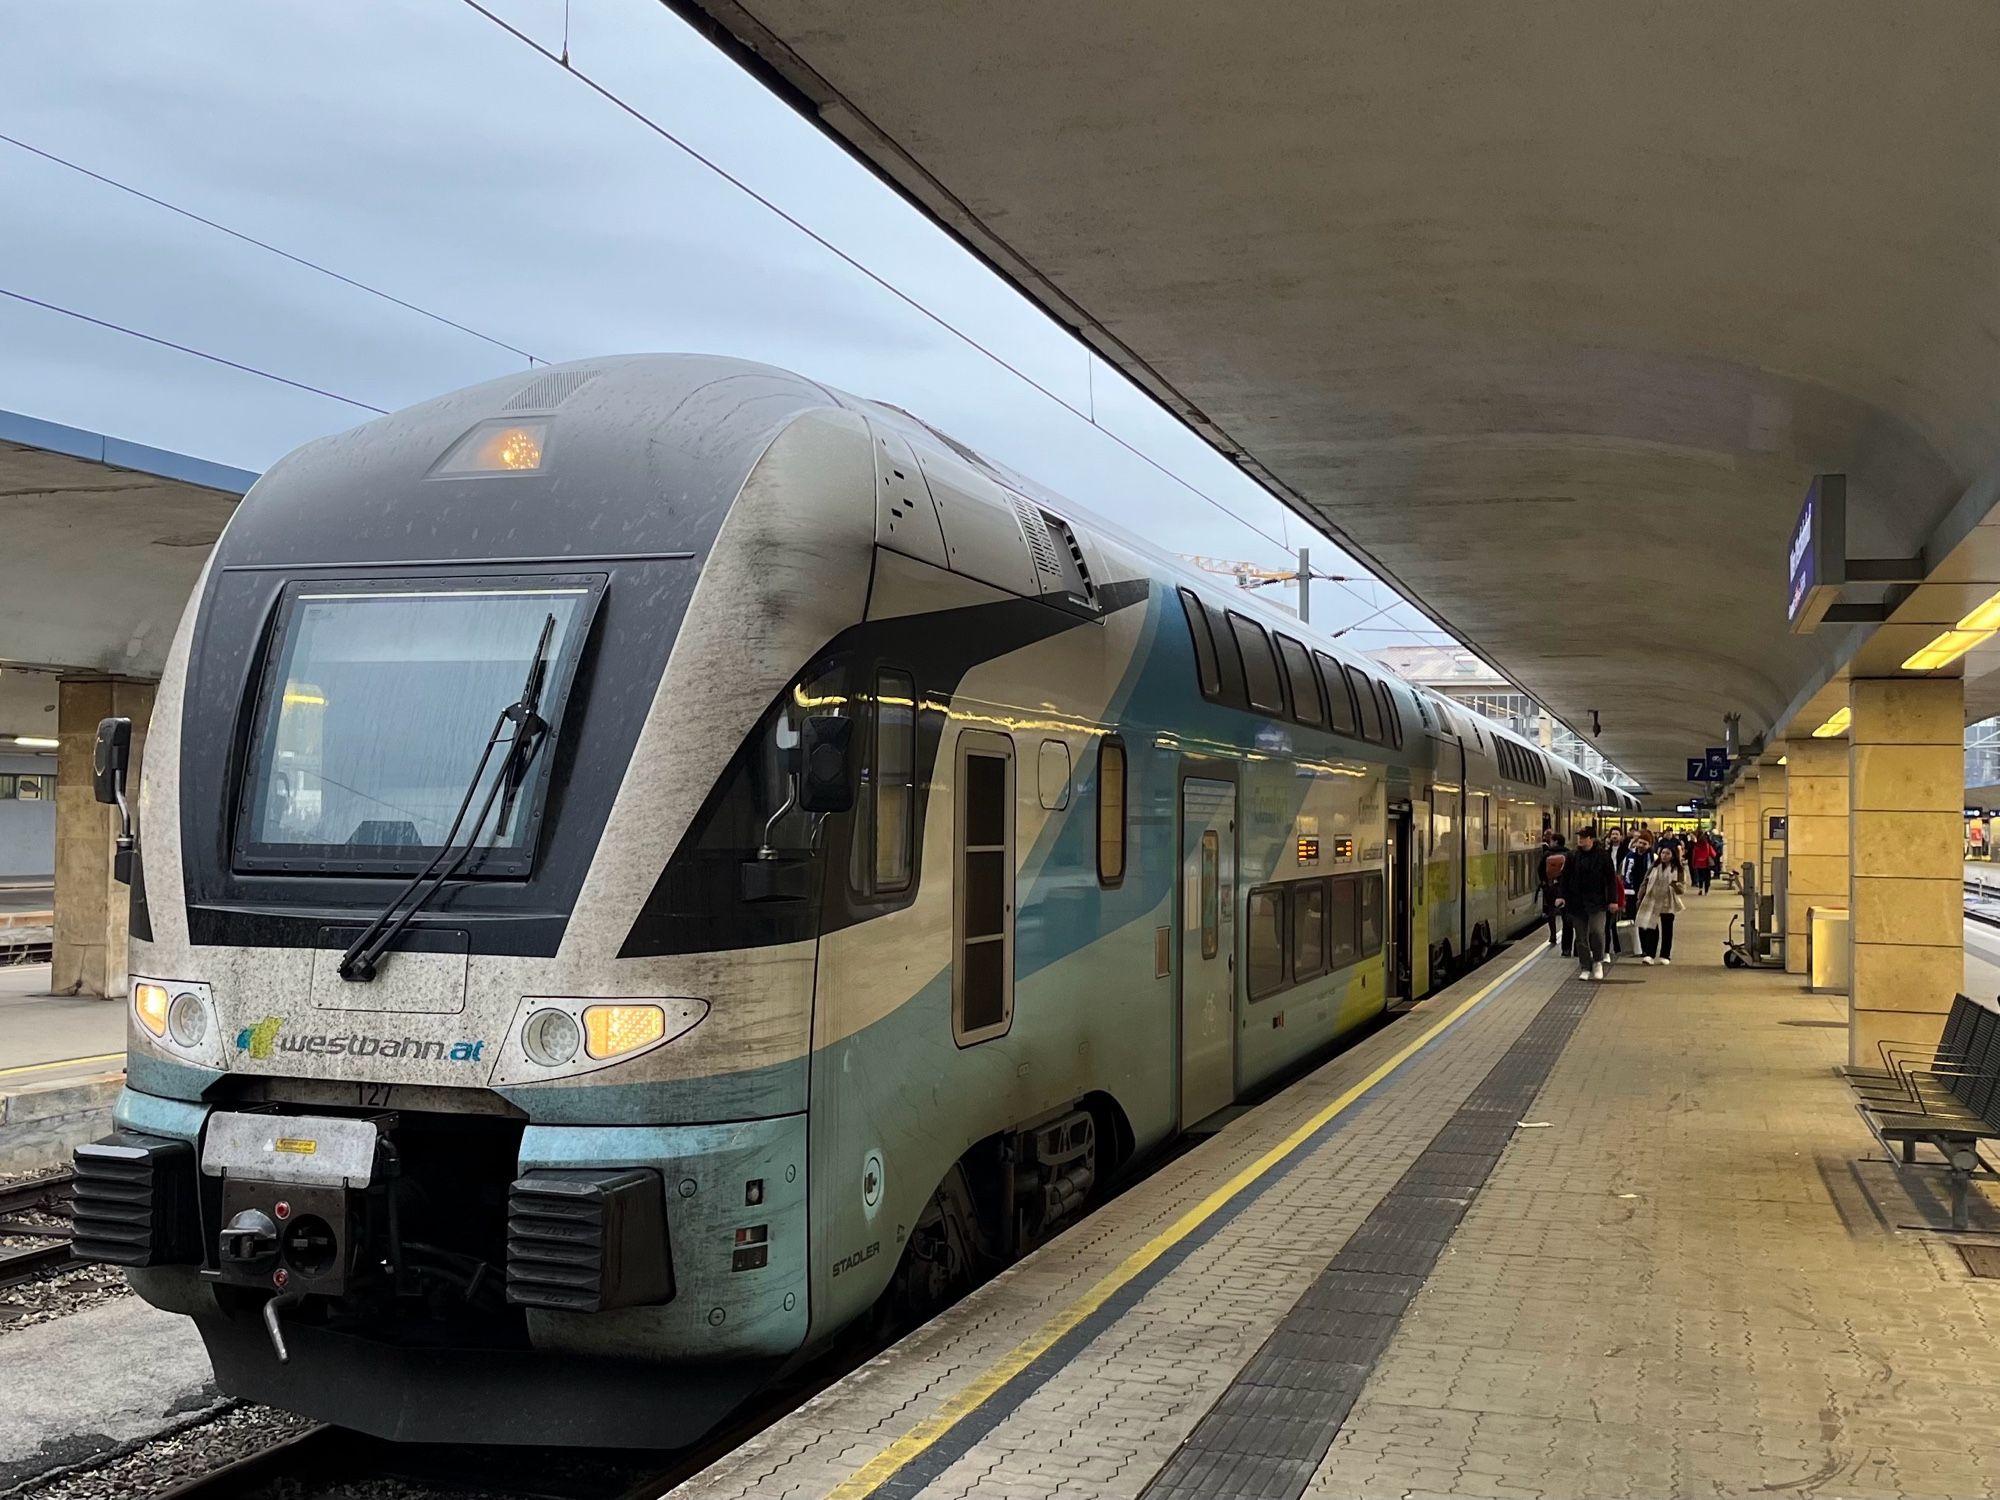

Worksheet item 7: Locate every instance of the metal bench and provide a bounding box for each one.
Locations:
[1842,993,2000,1230]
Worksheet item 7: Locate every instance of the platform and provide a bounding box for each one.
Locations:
[0,960,124,1171]
[674,897,2000,1499]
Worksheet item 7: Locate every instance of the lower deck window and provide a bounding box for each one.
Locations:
[1292,880,1328,980]
[1246,885,1287,998]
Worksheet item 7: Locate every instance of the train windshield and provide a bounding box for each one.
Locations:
[236,580,598,875]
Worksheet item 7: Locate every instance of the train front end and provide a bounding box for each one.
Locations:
[69,356,879,1445]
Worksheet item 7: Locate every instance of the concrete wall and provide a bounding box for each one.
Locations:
[0,751,55,879]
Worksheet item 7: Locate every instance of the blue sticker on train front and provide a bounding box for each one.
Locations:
[233,1016,486,1063]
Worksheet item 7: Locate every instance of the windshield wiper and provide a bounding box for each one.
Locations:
[337,614,558,982]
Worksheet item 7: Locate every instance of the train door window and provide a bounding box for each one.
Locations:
[954,737,1014,1044]
[1246,884,1287,999]
[1037,739,1071,810]
[1327,876,1360,966]
[1347,667,1385,743]
[869,669,917,892]
[1227,612,1286,715]
[1315,652,1359,737]
[1378,682,1403,749]
[1097,738,1126,887]
[1474,794,1492,851]
[1291,879,1328,981]
[1178,588,1222,700]
[1358,872,1385,956]
[1276,635,1323,727]
[1199,831,1220,959]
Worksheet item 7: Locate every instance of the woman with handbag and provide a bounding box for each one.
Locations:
[1636,840,1687,964]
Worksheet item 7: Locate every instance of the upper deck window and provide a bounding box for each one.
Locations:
[1227,612,1286,715]
[235,577,600,876]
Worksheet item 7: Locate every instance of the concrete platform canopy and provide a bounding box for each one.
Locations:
[672,0,2000,794]
[0,409,255,684]
[0,412,255,994]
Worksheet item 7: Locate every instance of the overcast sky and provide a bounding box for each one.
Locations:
[0,0,1448,643]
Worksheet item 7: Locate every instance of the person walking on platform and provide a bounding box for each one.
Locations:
[1636,841,1686,963]
[1689,832,1715,895]
[1542,834,1569,952]
[1555,825,1616,980]
[1612,832,1651,958]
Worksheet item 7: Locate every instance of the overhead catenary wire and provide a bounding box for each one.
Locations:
[0,131,544,367]
[0,286,387,413]
[454,0,1372,585]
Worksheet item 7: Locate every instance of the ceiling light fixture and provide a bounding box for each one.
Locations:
[11,736,58,749]
[1902,628,1993,672]
[1811,707,1851,738]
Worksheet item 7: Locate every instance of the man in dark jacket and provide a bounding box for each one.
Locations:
[1556,826,1617,980]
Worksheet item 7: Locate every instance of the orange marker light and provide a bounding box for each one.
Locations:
[582,1003,667,1060]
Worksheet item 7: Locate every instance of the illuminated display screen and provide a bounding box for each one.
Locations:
[1297,837,1320,865]
[1333,837,1355,860]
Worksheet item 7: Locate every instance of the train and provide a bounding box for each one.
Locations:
[71,355,1639,1445]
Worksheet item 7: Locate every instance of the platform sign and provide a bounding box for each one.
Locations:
[1687,758,1724,782]
[1787,474,1846,633]
[1705,747,1728,770]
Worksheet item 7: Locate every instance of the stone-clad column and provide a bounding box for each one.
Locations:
[1848,677,1964,1065]
[1757,761,1788,901]
[1783,738,1849,977]
[1731,771,1759,890]
[52,677,155,999]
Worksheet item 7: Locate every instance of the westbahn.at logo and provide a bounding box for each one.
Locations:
[232,1016,485,1063]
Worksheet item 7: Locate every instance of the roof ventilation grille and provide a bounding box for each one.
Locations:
[505,369,601,411]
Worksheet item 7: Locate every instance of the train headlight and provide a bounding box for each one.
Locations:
[583,1004,667,1060]
[522,1008,580,1067]
[167,991,209,1048]
[435,418,550,476]
[133,982,170,1037]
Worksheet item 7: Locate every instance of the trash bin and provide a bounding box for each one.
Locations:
[1808,906,1850,995]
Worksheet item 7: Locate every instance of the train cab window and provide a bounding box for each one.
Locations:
[1038,739,1071,811]
[1378,682,1403,749]
[1178,588,1222,700]
[1292,880,1328,981]
[1347,667,1385,743]
[1227,612,1286,715]
[871,670,917,891]
[1246,885,1287,999]
[236,577,600,876]
[1327,876,1360,967]
[1096,738,1126,887]
[954,737,1015,1044]
[1276,635,1323,727]
[1358,872,1384,957]
[1315,652,1360,737]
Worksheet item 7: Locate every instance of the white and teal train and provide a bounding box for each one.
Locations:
[72,355,1637,1445]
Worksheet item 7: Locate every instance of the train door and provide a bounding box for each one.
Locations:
[1177,777,1236,1127]
[1388,804,1416,1001]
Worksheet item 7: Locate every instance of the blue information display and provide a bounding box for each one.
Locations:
[1787,474,1846,633]
[1687,758,1724,783]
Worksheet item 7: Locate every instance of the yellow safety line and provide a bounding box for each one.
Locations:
[826,939,1553,1498]
[0,1052,124,1080]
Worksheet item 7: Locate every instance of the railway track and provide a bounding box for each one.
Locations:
[0,1168,76,1287]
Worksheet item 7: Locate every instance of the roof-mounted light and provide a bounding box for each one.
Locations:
[435,418,549,476]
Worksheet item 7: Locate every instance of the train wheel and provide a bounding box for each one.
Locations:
[881,1164,983,1330]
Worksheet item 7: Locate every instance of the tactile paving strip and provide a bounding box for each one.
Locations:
[1137,976,1598,1500]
